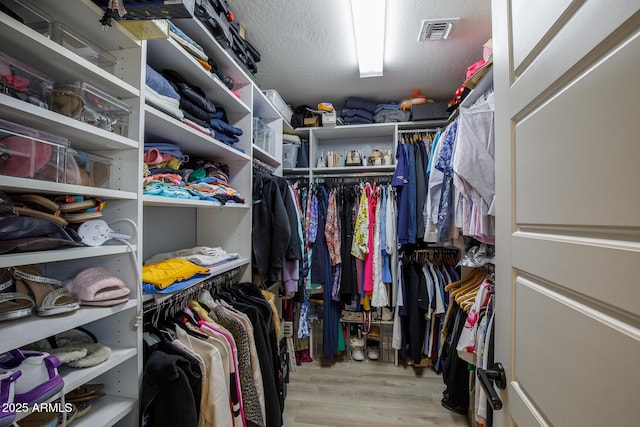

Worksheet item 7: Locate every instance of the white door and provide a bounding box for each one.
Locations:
[492,1,640,426]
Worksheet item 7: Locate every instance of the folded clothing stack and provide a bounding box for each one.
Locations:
[341,96,377,125]
[145,65,183,121]
[373,102,410,123]
[142,150,245,205]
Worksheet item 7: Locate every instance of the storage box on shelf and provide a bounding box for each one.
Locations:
[0,118,68,182]
[0,0,52,37]
[253,116,275,157]
[64,148,112,188]
[0,50,53,110]
[263,89,292,124]
[49,22,118,73]
[51,80,132,137]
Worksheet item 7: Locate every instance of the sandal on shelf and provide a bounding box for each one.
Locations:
[65,383,104,403]
[7,194,68,228]
[0,268,34,322]
[12,266,80,317]
[0,349,63,406]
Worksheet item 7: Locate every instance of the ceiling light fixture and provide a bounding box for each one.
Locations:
[350,0,386,78]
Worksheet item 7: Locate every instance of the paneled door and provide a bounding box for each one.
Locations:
[491,1,640,426]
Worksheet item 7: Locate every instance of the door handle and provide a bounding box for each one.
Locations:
[477,362,506,410]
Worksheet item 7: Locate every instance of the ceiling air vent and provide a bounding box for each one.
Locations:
[418,18,459,41]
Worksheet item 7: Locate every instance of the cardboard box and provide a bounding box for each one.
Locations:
[322,111,337,127]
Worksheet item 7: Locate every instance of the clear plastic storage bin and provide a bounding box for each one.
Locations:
[0,118,68,182]
[253,117,275,156]
[65,148,112,188]
[51,80,132,136]
[0,51,53,109]
[50,22,118,73]
[263,90,292,123]
[0,0,52,37]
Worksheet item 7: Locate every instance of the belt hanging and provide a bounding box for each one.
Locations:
[361,310,371,335]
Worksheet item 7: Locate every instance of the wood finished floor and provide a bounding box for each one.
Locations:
[282,357,469,427]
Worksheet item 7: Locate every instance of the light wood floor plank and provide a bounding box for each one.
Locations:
[283,358,469,426]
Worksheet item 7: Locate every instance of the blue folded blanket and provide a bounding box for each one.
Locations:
[343,117,372,125]
[344,96,378,114]
[341,108,373,121]
[374,102,401,114]
[146,65,180,100]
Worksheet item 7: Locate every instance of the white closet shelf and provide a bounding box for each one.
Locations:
[0,177,137,200]
[0,245,138,270]
[252,144,281,167]
[143,195,250,209]
[0,14,139,100]
[0,300,137,353]
[145,257,250,306]
[0,95,138,151]
[71,395,137,427]
[59,346,137,394]
[309,123,397,139]
[147,38,250,114]
[312,165,396,174]
[144,106,251,163]
[283,168,311,174]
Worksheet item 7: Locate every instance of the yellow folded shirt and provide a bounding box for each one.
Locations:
[142,258,210,288]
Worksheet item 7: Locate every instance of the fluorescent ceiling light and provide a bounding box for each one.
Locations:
[350,0,386,78]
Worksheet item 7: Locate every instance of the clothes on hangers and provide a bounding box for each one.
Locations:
[142,275,285,427]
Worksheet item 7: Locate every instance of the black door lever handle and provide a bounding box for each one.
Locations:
[477,362,507,410]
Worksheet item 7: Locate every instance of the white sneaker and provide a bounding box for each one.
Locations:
[352,347,365,361]
[367,347,380,360]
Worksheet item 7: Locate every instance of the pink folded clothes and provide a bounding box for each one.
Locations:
[143,148,177,166]
[64,267,130,307]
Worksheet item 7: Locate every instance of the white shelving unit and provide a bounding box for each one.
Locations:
[141,19,254,286]
[281,119,453,179]
[0,1,143,426]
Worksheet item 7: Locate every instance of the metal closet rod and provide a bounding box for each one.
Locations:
[313,171,394,179]
[398,127,442,133]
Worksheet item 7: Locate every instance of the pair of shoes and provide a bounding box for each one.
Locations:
[63,267,130,307]
[12,266,79,317]
[349,337,365,361]
[26,328,112,369]
[367,347,380,360]
[0,268,34,322]
[0,349,64,409]
[65,383,104,403]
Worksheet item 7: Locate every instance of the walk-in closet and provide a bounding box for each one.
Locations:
[0,1,637,427]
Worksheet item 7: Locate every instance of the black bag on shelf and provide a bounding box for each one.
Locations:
[195,0,232,48]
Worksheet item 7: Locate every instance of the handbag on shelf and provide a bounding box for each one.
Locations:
[345,150,362,167]
[367,149,385,166]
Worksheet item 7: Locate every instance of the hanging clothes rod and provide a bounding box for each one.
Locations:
[252,157,277,173]
[284,174,310,180]
[313,171,395,179]
[398,127,442,134]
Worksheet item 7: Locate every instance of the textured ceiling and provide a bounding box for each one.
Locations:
[228,0,492,110]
